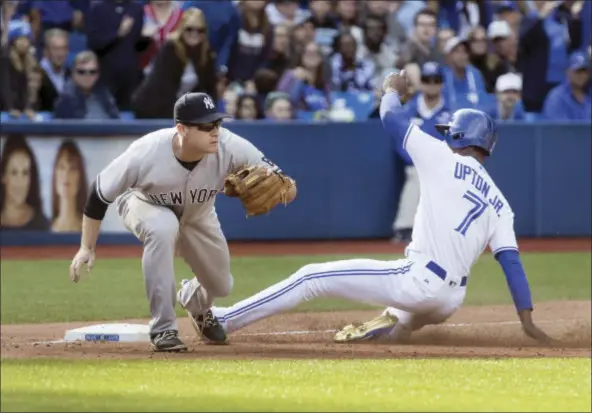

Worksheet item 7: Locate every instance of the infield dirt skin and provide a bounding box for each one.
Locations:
[1,238,591,360]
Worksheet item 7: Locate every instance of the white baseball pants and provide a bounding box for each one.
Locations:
[394,165,420,231]
[213,253,467,335]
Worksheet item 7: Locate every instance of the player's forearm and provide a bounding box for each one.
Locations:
[379,92,411,142]
[80,215,102,250]
[80,180,111,250]
[496,250,534,312]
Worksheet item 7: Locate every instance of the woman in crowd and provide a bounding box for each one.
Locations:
[235,93,263,120]
[140,0,183,75]
[277,40,330,112]
[330,31,375,92]
[227,0,273,86]
[132,7,217,119]
[467,25,497,93]
[50,140,88,233]
[0,135,49,231]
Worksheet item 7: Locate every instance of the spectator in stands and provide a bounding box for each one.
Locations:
[291,16,316,58]
[132,8,217,119]
[488,72,526,120]
[361,14,397,83]
[308,0,340,56]
[1,0,18,48]
[330,31,375,92]
[334,0,364,59]
[86,0,144,110]
[518,0,583,113]
[220,88,239,118]
[434,0,493,39]
[54,51,119,120]
[16,0,88,56]
[442,37,488,110]
[26,67,43,114]
[1,20,39,120]
[37,28,70,112]
[266,23,293,79]
[485,20,519,93]
[365,0,416,53]
[386,0,426,39]
[437,27,455,55]
[277,40,330,112]
[0,134,49,231]
[235,93,263,120]
[397,8,442,69]
[266,0,310,27]
[542,51,591,121]
[264,91,293,121]
[228,0,272,86]
[181,0,239,79]
[467,25,497,93]
[50,140,88,233]
[253,68,280,107]
[492,0,523,35]
[139,0,183,75]
[391,61,451,243]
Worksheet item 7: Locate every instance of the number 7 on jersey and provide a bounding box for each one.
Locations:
[455,190,488,236]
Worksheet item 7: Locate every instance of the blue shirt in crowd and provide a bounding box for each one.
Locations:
[542,83,592,121]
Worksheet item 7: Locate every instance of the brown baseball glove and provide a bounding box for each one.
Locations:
[223,165,296,216]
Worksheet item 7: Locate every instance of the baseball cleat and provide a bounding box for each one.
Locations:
[333,313,398,343]
[188,309,228,345]
[150,330,188,352]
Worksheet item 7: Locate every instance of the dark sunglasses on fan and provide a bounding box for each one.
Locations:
[196,119,223,132]
[76,68,98,76]
[421,76,443,85]
[184,27,206,34]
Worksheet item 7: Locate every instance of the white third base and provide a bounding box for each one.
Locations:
[63,323,150,343]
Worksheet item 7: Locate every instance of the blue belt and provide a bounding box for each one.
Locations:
[426,261,467,287]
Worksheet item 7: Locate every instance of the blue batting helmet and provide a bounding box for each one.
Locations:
[435,109,498,155]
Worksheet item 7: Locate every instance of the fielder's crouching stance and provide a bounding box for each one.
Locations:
[69,92,296,352]
[212,71,555,345]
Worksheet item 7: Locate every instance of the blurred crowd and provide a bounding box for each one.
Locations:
[1,0,590,123]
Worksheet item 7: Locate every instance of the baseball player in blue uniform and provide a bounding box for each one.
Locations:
[210,71,555,346]
[392,61,451,242]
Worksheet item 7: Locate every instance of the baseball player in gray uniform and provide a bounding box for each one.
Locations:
[69,92,297,352]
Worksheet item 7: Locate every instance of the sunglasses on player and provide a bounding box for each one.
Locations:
[195,119,223,132]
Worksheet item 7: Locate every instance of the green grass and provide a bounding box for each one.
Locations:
[1,358,590,412]
[1,253,591,324]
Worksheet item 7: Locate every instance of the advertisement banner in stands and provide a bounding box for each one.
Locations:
[0,134,132,233]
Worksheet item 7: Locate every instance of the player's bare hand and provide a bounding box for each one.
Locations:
[69,247,96,283]
[382,70,408,97]
[519,310,558,346]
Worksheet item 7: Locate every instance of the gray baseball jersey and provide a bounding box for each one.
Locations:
[96,127,275,334]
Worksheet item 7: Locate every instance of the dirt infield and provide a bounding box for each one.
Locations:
[1,301,590,360]
[1,238,590,360]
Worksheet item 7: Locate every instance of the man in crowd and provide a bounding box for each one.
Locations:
[54,50,119,119]
[488,72,525,121]
[38,28,70,112]
[542,51,591,120]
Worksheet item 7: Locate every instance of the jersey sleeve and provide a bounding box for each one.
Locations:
[489,208,519,257]
[380,92,451,170]
[96,142,142,204]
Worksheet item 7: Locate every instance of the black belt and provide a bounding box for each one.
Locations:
[426,261,467,287]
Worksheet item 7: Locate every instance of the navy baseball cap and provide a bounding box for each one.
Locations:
[568,51,591,71]
[174,92,231,125]
[421,61,444,78]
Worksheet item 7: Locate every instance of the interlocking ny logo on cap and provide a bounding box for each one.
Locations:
[203,96,215,110]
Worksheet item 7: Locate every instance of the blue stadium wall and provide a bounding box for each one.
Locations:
[1,120,590,246]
